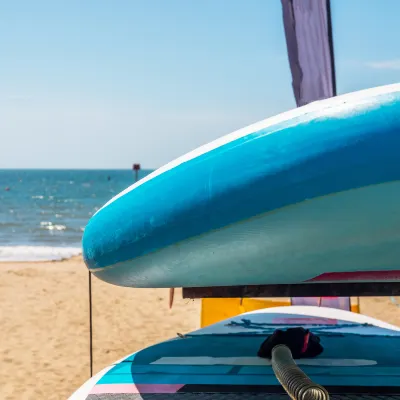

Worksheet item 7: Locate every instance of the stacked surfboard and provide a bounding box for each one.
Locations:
[83,84,400,288]
[69,306,400,399]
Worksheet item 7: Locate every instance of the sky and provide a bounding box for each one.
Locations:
[1,0,400,169]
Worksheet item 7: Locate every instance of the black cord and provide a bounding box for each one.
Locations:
[89,270,93,377]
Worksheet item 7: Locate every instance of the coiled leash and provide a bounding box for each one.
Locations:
[258,327,329,400]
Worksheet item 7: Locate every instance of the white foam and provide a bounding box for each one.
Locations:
[0,246,81,262]
[40,222,67,231]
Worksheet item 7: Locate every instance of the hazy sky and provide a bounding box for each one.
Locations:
[1,0,400,169]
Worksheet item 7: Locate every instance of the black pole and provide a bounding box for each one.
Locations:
[326,0,337,96]
[89,271,93,377]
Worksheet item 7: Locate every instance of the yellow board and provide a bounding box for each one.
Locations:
[200,297,360,328]
[201,298,290,327]
[350,300,360,314]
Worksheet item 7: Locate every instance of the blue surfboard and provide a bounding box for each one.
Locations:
[69,306,400,399]
[83,84,400,288]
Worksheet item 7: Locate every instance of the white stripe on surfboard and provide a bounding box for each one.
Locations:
[151,357,376,367]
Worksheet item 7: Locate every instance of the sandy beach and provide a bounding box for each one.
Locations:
[1,257,400,400]
[0,256,200,400]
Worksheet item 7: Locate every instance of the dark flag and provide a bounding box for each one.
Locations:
[281,0,336,106]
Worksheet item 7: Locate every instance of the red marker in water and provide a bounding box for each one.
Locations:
[133,163,141,183]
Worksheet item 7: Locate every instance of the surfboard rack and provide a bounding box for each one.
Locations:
[183,282,400,299]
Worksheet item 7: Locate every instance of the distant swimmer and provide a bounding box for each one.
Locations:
[5,187,10,191]
[107,176,111,181]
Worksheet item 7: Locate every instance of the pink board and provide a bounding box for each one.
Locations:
[291,297,350,311]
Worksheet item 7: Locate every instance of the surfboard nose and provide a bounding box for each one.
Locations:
[82,205,126,271]
[82,214,105,271]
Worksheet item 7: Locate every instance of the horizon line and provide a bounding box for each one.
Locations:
[0,167,155,171]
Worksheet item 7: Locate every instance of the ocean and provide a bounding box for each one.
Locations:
[0,169,152,261]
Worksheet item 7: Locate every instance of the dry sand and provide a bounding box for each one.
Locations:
[0,257,199,400]
[1,257,400,400]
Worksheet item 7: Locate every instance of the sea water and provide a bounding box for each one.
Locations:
[0,169,151,261]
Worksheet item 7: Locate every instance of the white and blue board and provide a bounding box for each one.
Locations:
[69,306,400,399]
[83,84,400,288]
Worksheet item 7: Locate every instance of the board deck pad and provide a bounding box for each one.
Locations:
[88,332,400,392]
